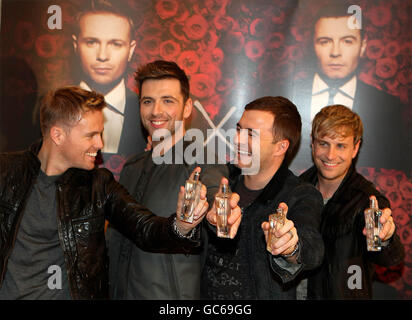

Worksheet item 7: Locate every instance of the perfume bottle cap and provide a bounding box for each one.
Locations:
[370,197,378,209]
[222,184,229,194]
[194,171,200,181]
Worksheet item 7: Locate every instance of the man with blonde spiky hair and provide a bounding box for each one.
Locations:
[300,104,404,299]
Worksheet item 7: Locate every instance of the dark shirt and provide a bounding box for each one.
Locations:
[202,177,263,299]
[0,170,70,299]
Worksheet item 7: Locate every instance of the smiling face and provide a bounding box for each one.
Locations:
[58,110,104,172]
[314,16,366,79]
[73,12,135,89]
[312,131,360,185]
[234,110,280,172]
[140,78,192,146]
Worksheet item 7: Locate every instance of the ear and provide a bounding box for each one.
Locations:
[128,40,136,62]
[352,139,361,159]
[183,97,193,120]
[274,139,289,156]
[72,35,78,52]
[49,125,67,146]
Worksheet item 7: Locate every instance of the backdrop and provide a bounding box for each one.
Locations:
[1,0,411,299]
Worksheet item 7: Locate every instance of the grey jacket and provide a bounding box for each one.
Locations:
[107,141,228,299]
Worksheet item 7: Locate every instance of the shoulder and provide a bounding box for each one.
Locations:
[122,151,151,171]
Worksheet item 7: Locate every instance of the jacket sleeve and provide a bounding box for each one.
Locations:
[100,169,201,253]
[270,184,325,282]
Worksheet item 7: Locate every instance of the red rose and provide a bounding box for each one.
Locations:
[200,63,222,83]
[190,73,216,99]
[205,0,229,15]
[177,51,200,75]
[366,39,384,60]
[200,30,219,51]
[375,58,398,79]
[183,15,209,40]
[126,74,138,94]
[204,94,223,120]
[222,31,245,54]
[35,34,58,58]
[15,21,35,51]
[393,207,410,227]
[105,155,126,175]
[266,32,285,50]
[155,0,179,20]
[398,226,412,245]
[386,191,403,209]
[375,171,399,192]
[384,41,401,58]
[216,77,234,94]
[359,67,383,91]
[400,42,412,57]
[290,26,306,42]
[367,5,392,27]
[141,37,160,57]
[397,69,412,86]
[400,180,412,200]
[211,47,224,66]
[159,40,181,60]
[58,35,73,58]
[404,266,412,287]
[213,14,238,32]
[250,18,266,38]
[384,78,399,96]
[170,23,189,42]
[138,20,163,39]
[245,40,264,62]
[174,3,189,23]
[288,45,303,62]
[270,7,285,25]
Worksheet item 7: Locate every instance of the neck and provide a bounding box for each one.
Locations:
[37,139,68,176]
[316,175,344,200]
[152,127,186,156]
[243,158,283,190]
[83,78,124,96]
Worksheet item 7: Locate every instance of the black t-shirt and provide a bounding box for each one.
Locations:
[202,176,263,299]
[0,170,71,299]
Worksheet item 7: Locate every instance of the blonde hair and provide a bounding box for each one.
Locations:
[311,105,363,145]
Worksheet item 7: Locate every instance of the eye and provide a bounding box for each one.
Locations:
[111,41,124,48]
[85,39,97,46]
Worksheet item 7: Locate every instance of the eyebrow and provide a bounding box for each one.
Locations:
[140,95,179,101]
[315,35,358,41]
[236,123,259,135]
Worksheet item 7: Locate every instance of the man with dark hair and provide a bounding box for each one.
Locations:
[0,86,209,300]
[201,96,324,299]
[107,60,235,299]
[72,0,145,163]
[290,2,410,173]
[300,105,404,299]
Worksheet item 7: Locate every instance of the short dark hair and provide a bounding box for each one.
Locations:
[74,0,135,38]
[244,96,302,163]
[40,86,106,136]
[312,2,365,40]
[135,60,190,102]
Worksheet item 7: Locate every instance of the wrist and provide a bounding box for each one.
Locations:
[173,216,196,239]
[282,241,300,258]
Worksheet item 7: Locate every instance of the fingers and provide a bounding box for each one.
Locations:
[379,207,395,241]
[190,166,202,180]
[228,202,242,239]
[262,217,298,256]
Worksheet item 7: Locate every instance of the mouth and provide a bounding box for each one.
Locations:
[321,160,339,168]
[150,120,168,129]
[92,67,113,75]
[86,152,98,157]
[327,64,344,70]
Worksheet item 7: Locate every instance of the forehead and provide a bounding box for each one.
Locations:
[79,12,131,40]
[314,16,361,39]
[318,130,355,144]
[141,78,183,99]
[72,110,104,132]
[239,110,275,132]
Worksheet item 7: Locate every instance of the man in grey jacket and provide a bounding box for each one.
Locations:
[107,60,230,299]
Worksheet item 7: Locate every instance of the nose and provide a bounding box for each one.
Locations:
[325,145,337,160]
[95,133,104,150]
[152,100,163,116]
[97,44,109,62]
[329,40,341,58]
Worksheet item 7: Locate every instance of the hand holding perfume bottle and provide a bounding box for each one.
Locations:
[215,182,232,238]
[267,206,286,252]
[364,196,382,251]
[181,171,202,223]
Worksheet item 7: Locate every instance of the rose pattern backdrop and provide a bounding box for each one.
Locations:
[0,0,411,298]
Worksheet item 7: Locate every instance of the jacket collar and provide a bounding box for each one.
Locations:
[229,160,290,204]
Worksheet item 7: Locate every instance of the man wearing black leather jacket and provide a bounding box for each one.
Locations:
[300,105,404,299]
[0,86,209,300]
[202,96,325,299]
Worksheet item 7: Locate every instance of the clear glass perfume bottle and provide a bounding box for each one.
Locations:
[181,171,201,223]
[364,197,382,251]
[267,206,286,252]
[215,183,231,238]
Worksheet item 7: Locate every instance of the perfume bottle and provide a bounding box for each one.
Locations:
[364,197,382,251]
[215,183,231,238]
[181,171,202,223]
[267,206,286,252]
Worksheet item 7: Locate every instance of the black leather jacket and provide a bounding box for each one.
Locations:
[300,164,405,299]
[0,142,199,299]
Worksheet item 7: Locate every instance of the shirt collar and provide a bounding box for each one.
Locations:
[312,73,357,99]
